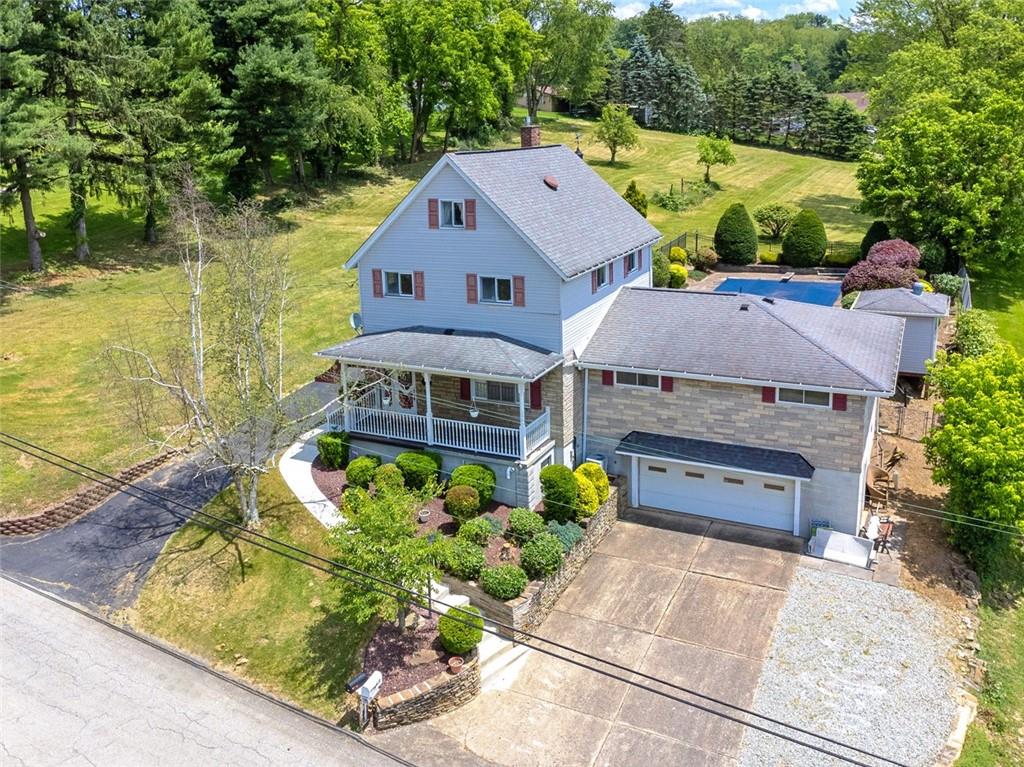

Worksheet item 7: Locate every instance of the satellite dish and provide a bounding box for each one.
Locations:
[349,312,363,333]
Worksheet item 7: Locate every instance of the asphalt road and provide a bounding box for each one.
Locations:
[0,577,406,767]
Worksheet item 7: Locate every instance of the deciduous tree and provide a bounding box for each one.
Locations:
[594,103,639,164]
[695,135,735,183]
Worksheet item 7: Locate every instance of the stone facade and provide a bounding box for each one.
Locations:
[372,649,480,730]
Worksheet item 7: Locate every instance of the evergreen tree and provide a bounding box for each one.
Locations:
[781,209,828,267]
[622,33,655,121]
[714,203,758,265]
[622,180,647,217]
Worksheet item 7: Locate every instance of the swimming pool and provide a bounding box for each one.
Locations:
[715,278,841,307]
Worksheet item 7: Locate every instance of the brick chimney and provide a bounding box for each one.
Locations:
[520,117,540,148]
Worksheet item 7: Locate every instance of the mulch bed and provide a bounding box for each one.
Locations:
[310,458,348,506]
[363,607,453,696]
[415,501,521,567]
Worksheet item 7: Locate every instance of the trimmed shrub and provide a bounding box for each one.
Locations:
[668,246,687,265]
[372,463,405,495]
[395,451,440,490]
[441,538,485,581]
[752,203,795,239]
[345,455,379,488]
[668,263,688,288]
[546,520,584,553]
[860,220,890,259]
[758,250,779,265]
[931,273,963,297]
[457,516,493,546]
[575,474,600,519]
[450,464,496,508]
[507,507,545,543]
[713,203,758,265]
[691,247,718,272]
[919,242,947,276]
[438,605,484,655]
[955,310,1002,357]
[316,431,349,469]
[840,290,860,309]
[780,209,827,267]
[520,533,564,579]
[652,250,670,287]
[840,261,917,294]
[866,239,921,269]
[574,462,609,504]
[539,464,578,523]
[480,564,529,600]
[623,180,648,218]
[444,484,481,523]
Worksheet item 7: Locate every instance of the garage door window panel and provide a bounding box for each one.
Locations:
[723,477,745,485]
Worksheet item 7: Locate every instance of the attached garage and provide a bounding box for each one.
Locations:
[617,431,815,535]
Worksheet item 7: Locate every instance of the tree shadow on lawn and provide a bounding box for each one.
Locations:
[304,603,375,720]
[796,193,867,230]
[970,267,1024,316]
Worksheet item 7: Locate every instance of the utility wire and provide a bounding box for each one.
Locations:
[0,433,909,767]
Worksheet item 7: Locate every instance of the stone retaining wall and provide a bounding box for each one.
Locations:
[0,452,174,536]
[372,649,479,730]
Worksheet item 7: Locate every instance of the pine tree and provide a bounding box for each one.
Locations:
[623,34,655,122]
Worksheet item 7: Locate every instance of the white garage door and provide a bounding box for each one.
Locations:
[637,458,794,531]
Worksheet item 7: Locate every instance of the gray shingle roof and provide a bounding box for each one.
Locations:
[579,288,905,394]
[617,431,815,480]
[316,327,562,381]
[449,145,661,278]
[852,288,950,316]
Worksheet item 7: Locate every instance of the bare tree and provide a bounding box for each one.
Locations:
[109,176,294,528]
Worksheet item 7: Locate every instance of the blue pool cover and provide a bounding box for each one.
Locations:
[715,278,841,306]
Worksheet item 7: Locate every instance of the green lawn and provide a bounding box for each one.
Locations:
[971,267,1024,353]
[131,470,370,720]
[1,113,868,515]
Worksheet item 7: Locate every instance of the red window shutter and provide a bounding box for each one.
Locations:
[459,378,471,400]
[832,393,848,411]
[592,269,599,294]
[661,376,673,393]
[761,386,776,404]
[464,198,476,230]
[512,275,525,307]
[601,370,614,386]
[427,198,439,229]
[466,273,478,304]
[413,271,425,300]
[371,268,383,298]
[530,380,542,409]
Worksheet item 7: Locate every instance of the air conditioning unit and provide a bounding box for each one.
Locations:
[584,454,606,473]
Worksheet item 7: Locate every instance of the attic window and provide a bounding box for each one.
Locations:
[543,175,559,190]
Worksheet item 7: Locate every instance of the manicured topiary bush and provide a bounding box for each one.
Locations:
[668,246,687,265]
[668,263,688,288]
[441,539,485,581]
[345,455,379,488]
[574,463,610,504]
[931,273,964,297]
[919,242,947,276]
[713,203,758,265]
[450,464,496,508]
[480,564,529,600]
[540,464,578,523]
[457,516,493,546]
[860,220,890,259]
[781,209,827,267]
[651,251,670,287]
[546,520,584,553]
[520,532,564,579]
[444,484,480,523]
[438,605,484,655]
[575,474,600,519]
[372,463,405,495]
[316,431,349,469]
[866,239,921,269]
[691,247,718,272]
[840,261,917,294]
[507,507,545,543]
[395,451,440,490]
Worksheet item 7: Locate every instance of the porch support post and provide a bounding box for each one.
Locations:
[792,480,802,537]
[630,455,639,508]
[340,362,351,432]
[518,382,527,460]
[424,372,434,445]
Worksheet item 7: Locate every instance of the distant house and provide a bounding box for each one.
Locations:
[852,286,950,376]
[829,91,870,112]
[516,86,570,114]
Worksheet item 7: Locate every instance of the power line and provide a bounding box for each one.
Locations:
[0,433,908,767]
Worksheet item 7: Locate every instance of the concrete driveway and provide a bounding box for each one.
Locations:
[426,508,804,767]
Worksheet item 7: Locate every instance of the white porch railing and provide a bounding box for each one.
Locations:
[433,416,521,457]
[525,407,552,456]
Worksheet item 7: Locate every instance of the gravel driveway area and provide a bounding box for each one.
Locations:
[737,566,959,767]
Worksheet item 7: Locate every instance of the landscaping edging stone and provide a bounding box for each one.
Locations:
[442,483,624,639]
[0,452,174,536]
[372,648,479,730]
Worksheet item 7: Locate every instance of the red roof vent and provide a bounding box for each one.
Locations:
[543,175,559,191]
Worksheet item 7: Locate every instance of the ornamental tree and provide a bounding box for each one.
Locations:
[840,260,917,294]
[623,180,648,217]
[866,238,921,268]
[696,136,736,184]
[594,103,640,164]
[713,203,758,265]
[752,204,795,239]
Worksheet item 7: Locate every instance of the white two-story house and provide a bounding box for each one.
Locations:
[318,124,904,537]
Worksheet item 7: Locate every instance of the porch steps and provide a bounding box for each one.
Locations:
[479,626,532,690]
[428,580,470,614]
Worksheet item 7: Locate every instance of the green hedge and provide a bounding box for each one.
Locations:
[395,451,441,490]
[713,203,758,265]
[507,507,546,543]
[440,539,485,581]
[781,209,827,267]
[438,605,484,655]
[520,532,564,579]
[316,431,349,469]
[539,464,578,523]
[574,463,609,504]
[480,565,529,600]
[860,220,890,259]
[345,455,379,488]
[575,474,599,519]
[450,464,496,507]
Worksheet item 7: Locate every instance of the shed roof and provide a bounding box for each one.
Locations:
[852,288,950,317]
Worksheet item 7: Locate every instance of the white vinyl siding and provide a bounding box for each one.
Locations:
[897,316,940,375]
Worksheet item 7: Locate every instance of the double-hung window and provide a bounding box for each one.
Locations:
[479,276,512,304]
[441,200,465,228]
[473,380,518,404]
[615,371,659,389]
[595,264,610,289]
[777,387,831,407]
[625,251,639,274]
[384,270,414,297]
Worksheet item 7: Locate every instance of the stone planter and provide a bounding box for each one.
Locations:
[372,649,479,730]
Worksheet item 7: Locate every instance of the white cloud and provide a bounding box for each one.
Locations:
[779,0,840,13]
[740,4,768,18]
[613,1,647,18]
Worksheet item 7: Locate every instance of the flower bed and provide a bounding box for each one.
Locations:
[310,456,348,506]
[363,607,451,697]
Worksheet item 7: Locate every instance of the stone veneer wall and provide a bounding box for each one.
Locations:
[372,649,480,730]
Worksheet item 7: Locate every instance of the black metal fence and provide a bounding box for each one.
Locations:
[659,230,852,264]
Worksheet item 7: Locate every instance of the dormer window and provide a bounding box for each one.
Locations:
[441,200,464,228]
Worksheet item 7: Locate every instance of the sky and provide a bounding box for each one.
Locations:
[612,0,858,22]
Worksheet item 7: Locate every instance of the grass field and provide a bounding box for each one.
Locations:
[0,112,875,516]
[972,267,1024,353]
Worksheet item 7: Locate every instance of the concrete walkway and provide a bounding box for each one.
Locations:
[278,427,344,528]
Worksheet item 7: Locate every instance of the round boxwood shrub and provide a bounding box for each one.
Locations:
[840,260,917,294]
[668,263,688,288]
[441,538,485,581]
[574,463,609,505]
[372,463,405,495]
[438,605,484,655]
[668,246,687,265]
[345,455,379,488]
[781,209,827,267]
[507,507,546,543]
[480,564,529,600]
[860,220,890,259]
[539,464,578,523]
[866,239,921,269]
[713,203,758,265]
[450,464,496,508]
[395,451,440,490]
[444,484,480,523]
[691,246,718,272]
[457,516,493,546]
[316,431,349,469]
[520,532,564,579]
[931,273,964,297]
[546,520,584,553]
[575,474,600,520]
